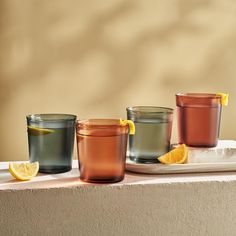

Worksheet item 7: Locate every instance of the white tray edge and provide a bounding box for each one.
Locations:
[125,159,236,174]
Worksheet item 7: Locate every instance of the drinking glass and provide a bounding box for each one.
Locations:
[27,114,76,173]
[176,93,222,147]
[76,119,129,183]
[127,106,173,163]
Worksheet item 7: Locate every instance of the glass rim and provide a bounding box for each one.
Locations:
[77,119,128,129]
[27,113,77,122]
[126,106,173,114]
[176,93,221,99]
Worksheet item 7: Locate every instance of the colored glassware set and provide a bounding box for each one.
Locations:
[27,93,226,183]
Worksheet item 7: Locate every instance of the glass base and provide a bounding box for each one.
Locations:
[39,166,72,174]
[80,175,124,183]
[184,142,218,148]
[129,156,160,164]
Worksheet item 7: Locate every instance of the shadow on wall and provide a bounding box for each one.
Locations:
[0,1,135,106]
[0,0,236,160]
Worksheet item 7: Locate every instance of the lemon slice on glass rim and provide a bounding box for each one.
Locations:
[9,162,39,181]
[216,93,229,106]
[120,119,135,135]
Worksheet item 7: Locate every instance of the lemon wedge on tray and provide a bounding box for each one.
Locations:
[158,144,188,164]
[9,162,39,181]
[120,119,135,135]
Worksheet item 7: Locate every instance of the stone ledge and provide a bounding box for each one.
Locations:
[1,171,236,236]
[1,158,236,235]
[0,143,236,236]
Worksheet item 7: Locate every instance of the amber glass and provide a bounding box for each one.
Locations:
[176,93,222,147]
[76,119,129,183]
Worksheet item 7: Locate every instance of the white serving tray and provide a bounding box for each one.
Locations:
[125,140,236,174]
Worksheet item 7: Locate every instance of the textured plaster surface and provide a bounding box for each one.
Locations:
[1,161,236,235]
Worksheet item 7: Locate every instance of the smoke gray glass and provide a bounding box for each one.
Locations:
[27,114,76,173]
[127,106,173,163]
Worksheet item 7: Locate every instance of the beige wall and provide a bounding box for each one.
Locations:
[0,0,236,161]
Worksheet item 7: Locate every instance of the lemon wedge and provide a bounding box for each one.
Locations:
[9,162,39,181]
[120,119,135,135]
[158,144,188,164]
[216,93,229,106]
[28,126,54,136]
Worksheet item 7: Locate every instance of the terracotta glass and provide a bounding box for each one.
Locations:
[76,119,129,183]
[176,93,222,147]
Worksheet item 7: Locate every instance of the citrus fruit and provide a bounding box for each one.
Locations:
[158,144,188,164]
[27,126,54,136]
[216,93,229,106]
[120,119,135,135]
[9,162,39,181]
